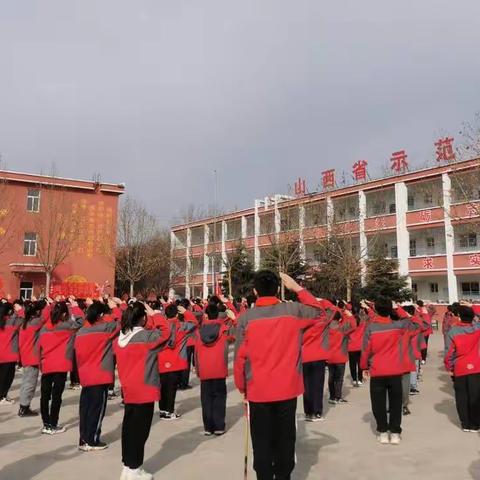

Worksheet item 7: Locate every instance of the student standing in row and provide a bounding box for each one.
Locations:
[234,271,329,480]
[115,302,169,480]
[18,299,48,417]
[196,303,235,435]
[38,300,84,434]
[348,305,369,388]
[75,300,120,451]
[444,304,480,432]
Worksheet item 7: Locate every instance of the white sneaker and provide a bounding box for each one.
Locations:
[123,467,153,480]
[390,433,401,445]
[377,432,389,444]
[163,412,181,420]
[0,397,15,405]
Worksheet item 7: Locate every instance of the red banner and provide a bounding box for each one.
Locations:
[50,282,99,298]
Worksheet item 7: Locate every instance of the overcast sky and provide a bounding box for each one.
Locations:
[1,1,479,225]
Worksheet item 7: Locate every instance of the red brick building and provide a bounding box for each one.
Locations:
[0,170,124,299]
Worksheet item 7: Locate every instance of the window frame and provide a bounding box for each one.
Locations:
[26,189,41,213]
[23,232,38,256]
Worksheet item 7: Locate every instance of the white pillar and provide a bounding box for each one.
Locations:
[203,225,210,299]
[241,216,247,239]
[326,197,334,236]
[221,220,227,268]
[395,182,410,283]
[443,173,458,302]
[185,228,192,298]
[274,196,281,241]
[168,231,176,299]
[254,200,261,270]
[299,204,306,261]
[358,190,367,284]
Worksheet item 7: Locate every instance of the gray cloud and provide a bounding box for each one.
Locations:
[1,0,479,224]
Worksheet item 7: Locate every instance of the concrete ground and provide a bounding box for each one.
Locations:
[0,333,479,480]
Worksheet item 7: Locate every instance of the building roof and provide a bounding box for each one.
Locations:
[171,157,480,231]
[0,169,125,195]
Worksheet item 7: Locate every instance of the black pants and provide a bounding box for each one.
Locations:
[370,375,403,434]
[159,371,181,413]
[0,362,16,399]
[70,355,80,385]
[454,373,480,430]
[421,335,430,362]
[328,363,345,400]
[348,351,363,382]
[79,384,108,445]
[122,403,154,469]
[249,398,297,480]
[179,346,195,388]
[200,378,227,432]
[302,360,326,415]
[40,372,67,427]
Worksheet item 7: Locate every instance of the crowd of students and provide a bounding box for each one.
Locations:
[0,271,479,480]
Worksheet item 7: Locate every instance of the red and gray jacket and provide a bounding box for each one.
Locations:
[38,307,84,374]
[19,314,46,367]
[234,289,329,403]
[114,317,170,404]
[74,319,121,387]
[195,320,235,380]
[444,322,480,377]
[417,307,433,336]
[360,315,424,377]
[0,314,23,363]
[301,299,335,363]
[158,318,197,373]
[348,312,369,353]
[328,313,356,364]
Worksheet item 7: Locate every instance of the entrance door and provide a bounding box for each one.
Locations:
[20,281,33,300]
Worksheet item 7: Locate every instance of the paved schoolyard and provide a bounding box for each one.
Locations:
[0,333,479,480]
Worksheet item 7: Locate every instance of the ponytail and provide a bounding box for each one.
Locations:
[23,300,47,329]
[86,301,107,324]
[121,302,146,334]
[50,301,69,325]
[0,302,13,330]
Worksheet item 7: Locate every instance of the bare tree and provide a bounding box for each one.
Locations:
[33,182,81,294]
[115,196,161,297]
[0,171,18,256]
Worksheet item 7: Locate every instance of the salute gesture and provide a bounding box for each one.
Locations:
[279,273,303,293]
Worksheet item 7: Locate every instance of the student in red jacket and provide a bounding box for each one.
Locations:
[195,303,235,435]
[18,299,47,417]
[348,304,369,388]
[38,300,84,435]
[158,304,196,419]
[178,298,197,390]
[75,300,120,451]
[444,304,480,432]
[361,297,423,445]
[327,303,355,405]
[115,302,169,480]
[234,271,328,480]
[416,300,432,364]
[0,301,22,405]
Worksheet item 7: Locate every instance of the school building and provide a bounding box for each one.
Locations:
[170,158,480,303]
[0,170,124,298]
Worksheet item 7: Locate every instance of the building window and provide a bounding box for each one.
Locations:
[409,239,417,257]
[245,216,255,237]
[461,282,480,297]
[20,282,33,300]
[429,283,439,293]
[408,196,415,209]
[390,246,398,258]
[459,233,477,248]
[412,283,418,293]
[23,232,38,256]
[389,203,396,214]
[426,237,435,253]
[26,189,41,212]
[372,202,386,215]
[424,192,433,205]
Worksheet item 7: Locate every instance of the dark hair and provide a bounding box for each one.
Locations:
[209,295,221,306]
[333,311,342,321]
[23,300,47,329]
[416,300,424,307]
[337,300,346,309]
[218,303,227,313]
[403,305,416,316]
[51,301,69,325]
[148,300,161,311]
[451,302,460,316]
[86,301,107,324]
[246,293,257,308]
[180,298,190,309]
[0,302,13,330]
[374,297,393,318]
[121,302,146,333]
[458,306,475,323]
[254,270,280,297]
[205,303,219,320]
[165,304,178,319]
